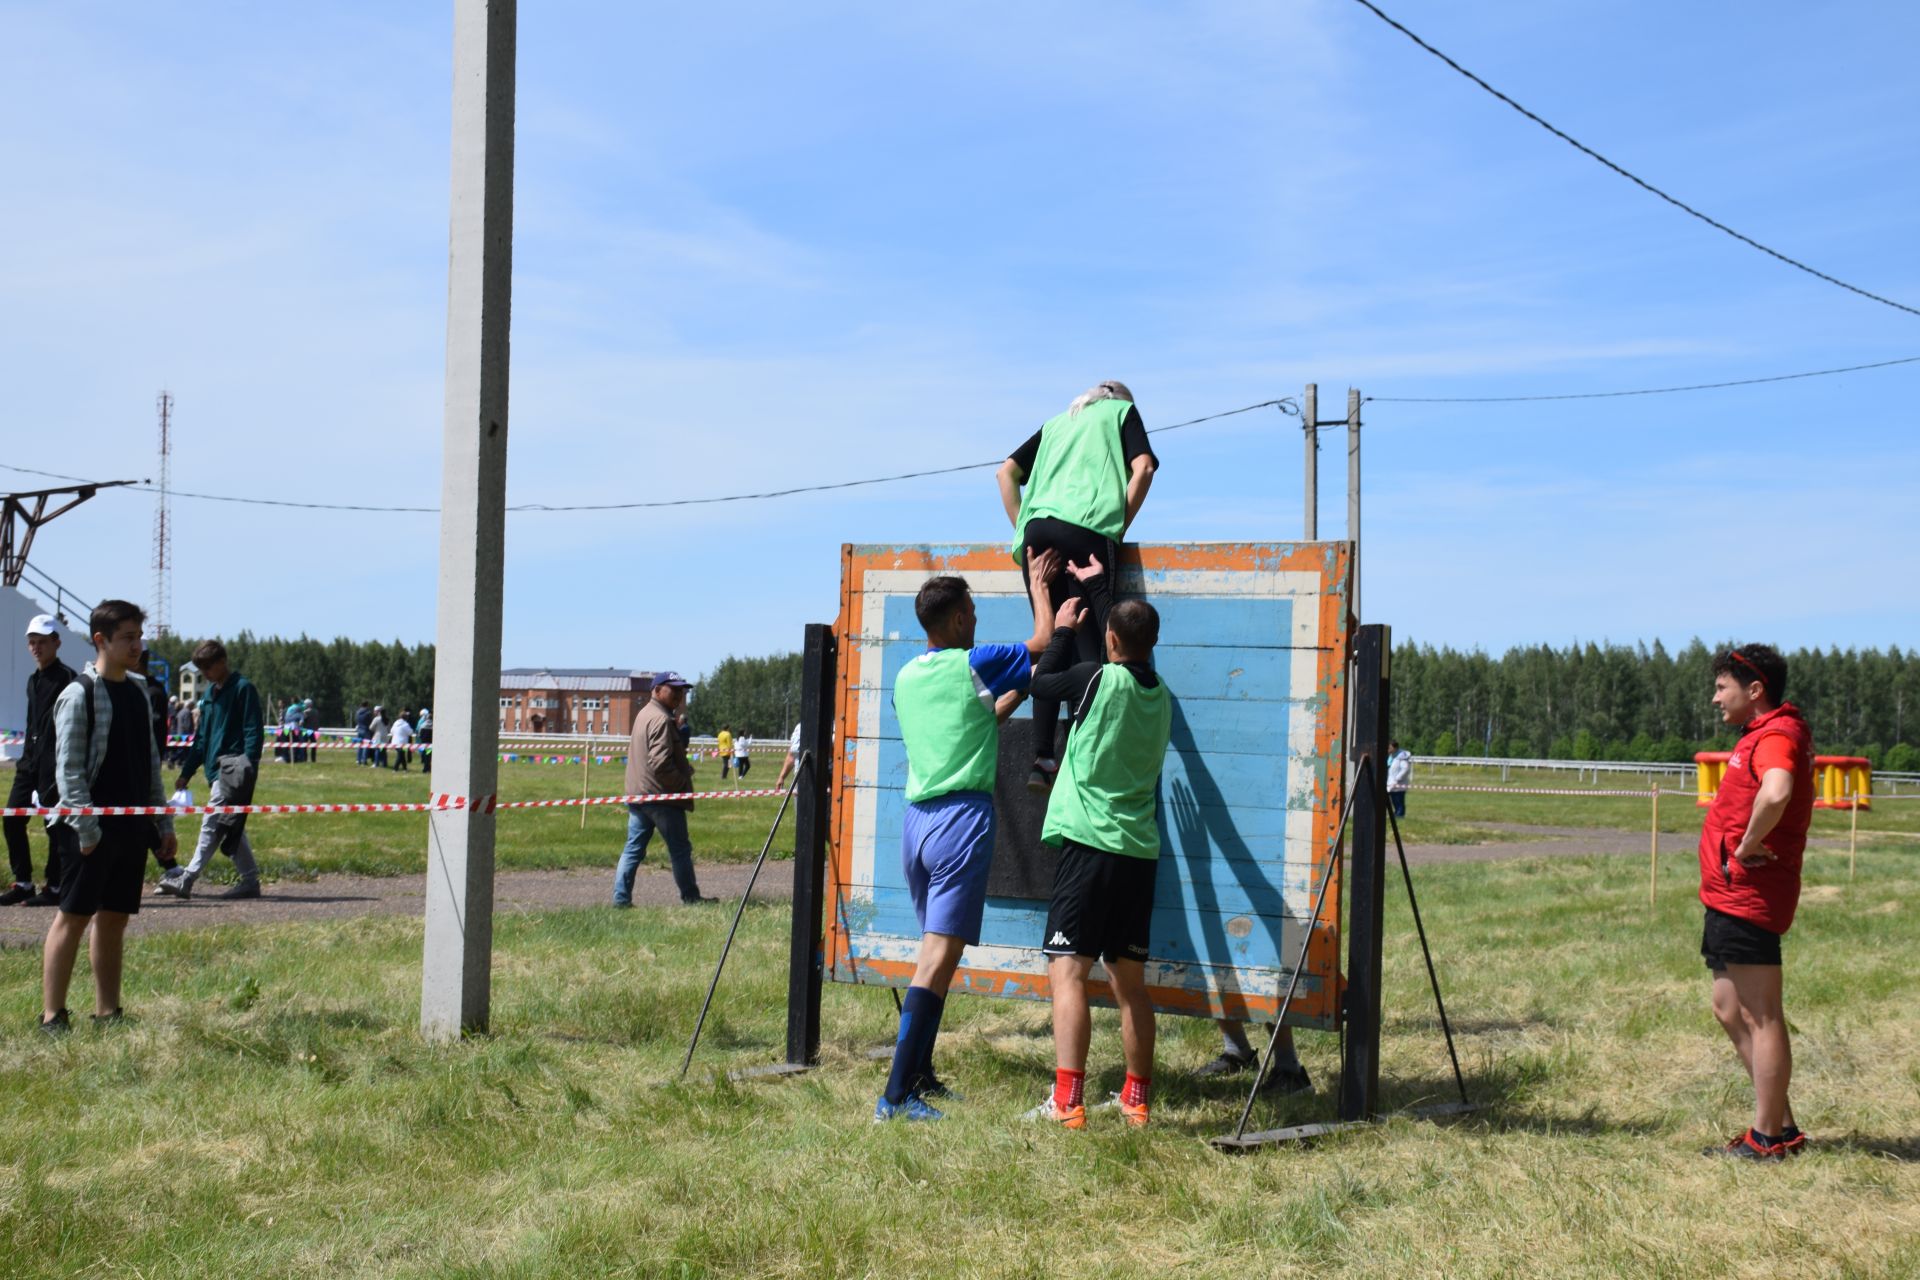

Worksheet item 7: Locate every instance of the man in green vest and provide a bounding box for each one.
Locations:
[996,381,1158,794]
[1022,564,1172,1129]
[874,550,1062,1122]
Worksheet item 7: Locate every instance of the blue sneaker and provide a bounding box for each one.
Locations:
[873,1095,944,1123]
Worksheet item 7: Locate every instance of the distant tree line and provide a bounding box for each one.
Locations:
[146,635,806,740]
[688,652,803,739]
[148,632,1918,771]
[1393,639,1920,771]
[148,633,435,724]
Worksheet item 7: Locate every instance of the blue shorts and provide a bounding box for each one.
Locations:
[901,791,995,945]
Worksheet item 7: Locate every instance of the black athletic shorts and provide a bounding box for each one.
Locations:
[1701,906,1781,971]
[1041,839,1157,963]
[58,821,148,917]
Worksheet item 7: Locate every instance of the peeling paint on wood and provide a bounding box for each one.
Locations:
[827,541,1354,1028]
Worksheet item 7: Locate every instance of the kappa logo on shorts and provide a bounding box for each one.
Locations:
[1048,931,1072,947]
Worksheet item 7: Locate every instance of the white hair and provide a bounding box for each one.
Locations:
[1066,380,1135,416]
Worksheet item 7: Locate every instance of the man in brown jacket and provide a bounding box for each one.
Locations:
[612,672,712,906]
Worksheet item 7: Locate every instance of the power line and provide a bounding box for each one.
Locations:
[1368,352,1920,403]
[0,398,1297,516]
[1347,0,1920,321]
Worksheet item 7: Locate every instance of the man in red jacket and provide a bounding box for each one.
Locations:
[1699,644,1815,1161]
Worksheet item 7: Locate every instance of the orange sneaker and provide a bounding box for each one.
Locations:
[1119,1098,1150,1128]
[1023,1096,1085,1129]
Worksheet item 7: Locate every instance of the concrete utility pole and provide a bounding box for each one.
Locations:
[422,0,516,1041]
[1346,387,1361,622]
[1302,383,1318,540]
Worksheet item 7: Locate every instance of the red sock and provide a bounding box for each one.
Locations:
[1122,1073,1151,1107]
[1054,1068,1085,1110]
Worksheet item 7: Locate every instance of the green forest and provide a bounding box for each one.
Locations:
[1392,638,1920,770]
[144,635,807,739]
[140,633,1920,771]
[148,633,437,725]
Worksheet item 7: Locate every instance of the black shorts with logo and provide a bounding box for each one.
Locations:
[1701,906,1782,971]
[1041,839,1158,963]
[58,820,148,917]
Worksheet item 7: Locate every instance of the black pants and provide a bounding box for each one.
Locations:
[1021,516,1119,763]
[5,769,74,889]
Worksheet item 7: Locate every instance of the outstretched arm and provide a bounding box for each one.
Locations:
[1023,547,1061,659]
[997,459,1025,528]
[1122,455,1155,535]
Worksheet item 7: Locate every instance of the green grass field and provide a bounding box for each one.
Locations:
[1401,762,1920,846]
[1,809,1916,1276]
[151,756,1920,883]
[159,754,799,881]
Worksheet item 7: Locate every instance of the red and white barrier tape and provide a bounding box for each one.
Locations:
[1420,784,1670,798]
[0,786,790,819]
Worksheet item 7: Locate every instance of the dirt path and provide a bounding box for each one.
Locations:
[0,864,792,950]
[0,822,1844,948]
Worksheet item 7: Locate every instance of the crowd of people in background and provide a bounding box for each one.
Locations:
[348,700,431,772]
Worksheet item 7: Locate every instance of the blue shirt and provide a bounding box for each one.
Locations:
[957,642,1032,702]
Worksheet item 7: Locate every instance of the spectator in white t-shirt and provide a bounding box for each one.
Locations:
[733,734,752,781]
[391,712,416,772]
[1386,740,1413,819]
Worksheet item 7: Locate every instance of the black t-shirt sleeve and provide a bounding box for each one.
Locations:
[1008,429,1043,477]
[1120,406,1156,470]
[1030,645,1100,708]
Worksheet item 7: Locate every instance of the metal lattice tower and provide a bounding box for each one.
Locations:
[152,390,173,635]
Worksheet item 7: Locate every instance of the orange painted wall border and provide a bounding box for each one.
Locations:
[825,541,1353,1026]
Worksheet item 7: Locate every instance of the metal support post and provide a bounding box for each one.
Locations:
[1302,383,1318,540]
[421,0,516,1041]
[786,622,838,1065]
[1346,388,1361,622]
[1339,623,1391,1122]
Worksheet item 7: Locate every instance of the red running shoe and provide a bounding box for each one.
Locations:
[1706,1128,1783,1162]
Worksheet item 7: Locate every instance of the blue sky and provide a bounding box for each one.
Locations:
[4,1,1916,677]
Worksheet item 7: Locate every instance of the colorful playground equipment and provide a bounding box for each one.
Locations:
[1694,752,1871,810]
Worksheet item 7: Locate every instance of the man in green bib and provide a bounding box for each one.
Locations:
[875,550,1062,1122]
[996,381,1158,794]
[1021,563,1172,1129]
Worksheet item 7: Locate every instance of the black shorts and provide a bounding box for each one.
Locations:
[735,756,751,777]
[58,821,148,917]
[1702,906,1781,971]
[1042,839,1157,963]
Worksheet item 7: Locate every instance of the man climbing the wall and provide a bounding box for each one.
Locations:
[1699,644,1815,1161]
[874,549,1062,1122]
[996,381,1157,794]
[1021,557,1172,1129]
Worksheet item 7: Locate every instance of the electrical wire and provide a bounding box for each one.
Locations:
[1348,0,1920,320]
[1367,352,1920,403]
[0,397,1297,515]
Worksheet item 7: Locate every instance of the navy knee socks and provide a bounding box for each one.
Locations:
[884,986,946,1105]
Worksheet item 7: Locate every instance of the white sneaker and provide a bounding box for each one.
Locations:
[1022,1095,1085,1128]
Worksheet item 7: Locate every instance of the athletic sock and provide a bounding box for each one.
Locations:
[911,990,946,1091]
[1053,1068,1085,1110]
[1122,1073,1151,1108]
[1752,1128,1783,1149]
[884,986,942,1105]
[1221,1025,1253,1058]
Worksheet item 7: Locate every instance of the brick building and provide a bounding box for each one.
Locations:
[499,668,654,736]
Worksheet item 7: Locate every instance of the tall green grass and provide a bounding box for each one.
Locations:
[2,843,1914,1277]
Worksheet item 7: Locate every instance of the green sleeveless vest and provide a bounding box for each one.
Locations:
[893,649,1000,803]
[1012,399,1133,561]
[1042,664,1171,859]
